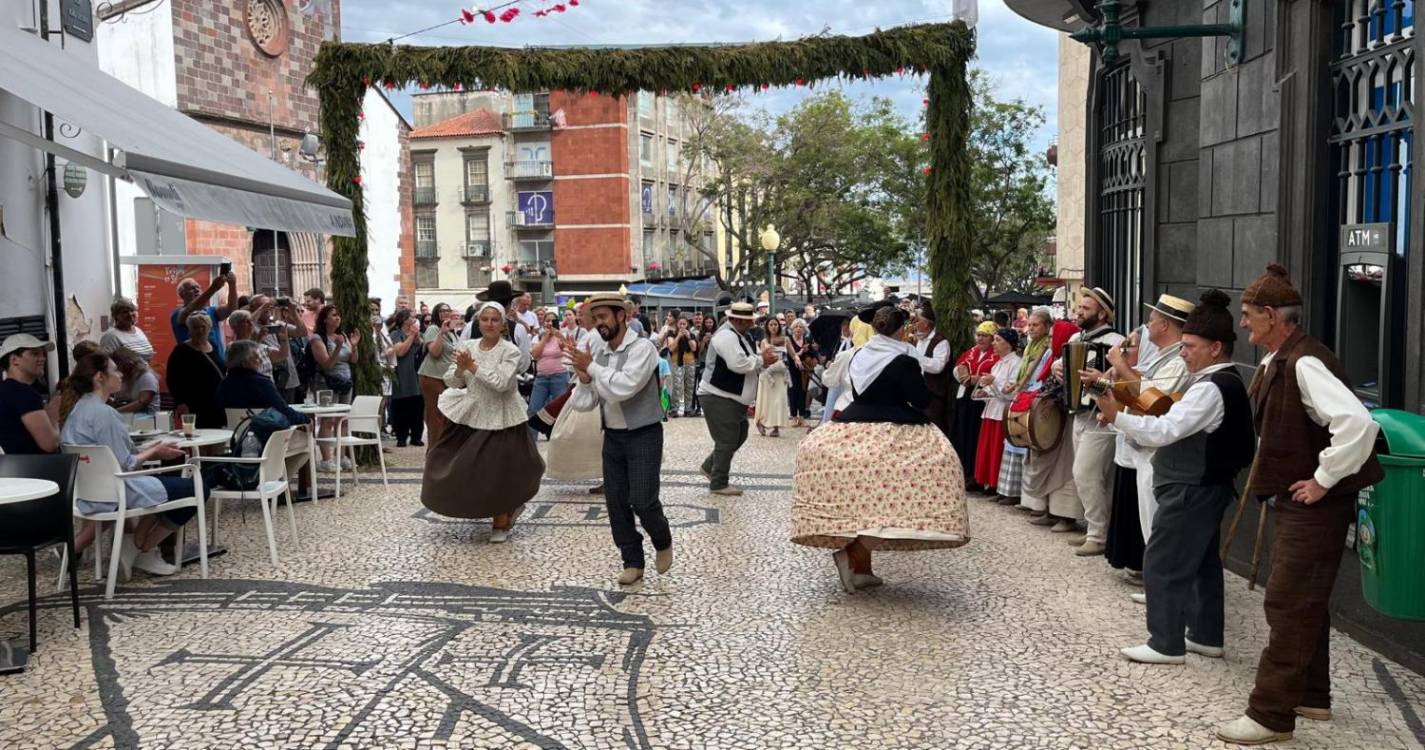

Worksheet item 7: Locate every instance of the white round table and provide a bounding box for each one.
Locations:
[0,478,59,506]
[132,428,234,453]
[293,404,351,417]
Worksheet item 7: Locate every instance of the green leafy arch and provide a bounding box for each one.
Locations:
[310,21,975,392]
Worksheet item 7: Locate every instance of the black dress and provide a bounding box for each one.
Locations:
[166,344,226,429]
[1104,465,1144,571]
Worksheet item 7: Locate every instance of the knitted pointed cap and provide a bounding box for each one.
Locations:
[1182,289,1237,343]
[1241,263,1303,307]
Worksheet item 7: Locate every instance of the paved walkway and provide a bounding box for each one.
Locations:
[1,419,1422,749]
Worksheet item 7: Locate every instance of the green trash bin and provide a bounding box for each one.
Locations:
[1357,409,1425,620]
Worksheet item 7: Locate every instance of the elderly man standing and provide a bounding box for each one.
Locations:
[1215,264,1384,746]
[697,302,780,496]
[1055,287,1125,556]
[171,269,238,366]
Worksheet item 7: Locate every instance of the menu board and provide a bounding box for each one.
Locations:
[135,263,213,392]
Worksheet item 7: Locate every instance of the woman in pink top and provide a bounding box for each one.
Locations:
[528,310,569,437]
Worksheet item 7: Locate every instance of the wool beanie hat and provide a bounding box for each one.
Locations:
[1241,263,1303,307]
[1182,289,1237,343]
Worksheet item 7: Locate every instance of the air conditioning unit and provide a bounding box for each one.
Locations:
[463,241,492,258]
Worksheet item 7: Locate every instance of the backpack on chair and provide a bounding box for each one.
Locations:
[206,408,293,491]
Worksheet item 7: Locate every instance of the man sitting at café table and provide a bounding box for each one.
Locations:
[0,333,61,455]
[216,340,313,485]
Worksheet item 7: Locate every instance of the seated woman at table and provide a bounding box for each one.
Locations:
[166,312,226,429]
[217,339,312,481]
[60,352,208,577]
[110,347,159,417]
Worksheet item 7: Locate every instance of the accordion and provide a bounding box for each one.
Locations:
[1062,340,1112,415]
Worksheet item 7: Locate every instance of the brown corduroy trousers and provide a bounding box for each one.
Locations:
[1246,491,1355,732]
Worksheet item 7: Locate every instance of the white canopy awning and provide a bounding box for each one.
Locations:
[0,25,355,237]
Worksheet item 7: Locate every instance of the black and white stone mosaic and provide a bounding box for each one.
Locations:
[1,419,1422,749]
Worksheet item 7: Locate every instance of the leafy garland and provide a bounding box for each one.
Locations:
[310,21,976,394]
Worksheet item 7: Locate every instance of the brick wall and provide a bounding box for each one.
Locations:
[169,0,335,133]
[551,91,631,277]
[397,125,415,298]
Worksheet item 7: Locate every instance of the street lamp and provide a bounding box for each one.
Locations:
[760,224,779,314]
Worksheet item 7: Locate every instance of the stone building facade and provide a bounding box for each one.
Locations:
[1009,0,1421,674]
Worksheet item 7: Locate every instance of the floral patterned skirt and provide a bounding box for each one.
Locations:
[790,421,970,551]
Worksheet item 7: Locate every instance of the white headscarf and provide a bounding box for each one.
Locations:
[475,301,506,318]
[847,334,915,394]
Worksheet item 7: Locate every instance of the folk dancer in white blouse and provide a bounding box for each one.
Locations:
[565,293,673,586]
[419,302,544,543]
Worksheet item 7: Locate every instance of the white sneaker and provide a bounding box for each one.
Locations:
[1130,592,1147,604]
[317,460,338,473]
[339,456,353,470]
[1185,638,1224,658]
[1216,715,1292,745]
[489,529,509,544]
[132,548,180,576]
[851,573,884,590]
[1120,644,1184,665]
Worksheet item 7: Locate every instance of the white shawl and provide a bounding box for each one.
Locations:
[847,334,915,395]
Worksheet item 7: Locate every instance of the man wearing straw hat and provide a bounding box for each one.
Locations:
[565,292,673,586]
[697,301,781,496]
[1054,286,1125,556]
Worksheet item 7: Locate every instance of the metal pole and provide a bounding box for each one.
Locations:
[768,249,776,317]
[39,0,70,378]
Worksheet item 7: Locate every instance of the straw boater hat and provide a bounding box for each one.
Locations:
[584,292,633,314]
[725,301,757,321]
[1079,286,1117,320]
[0,333,56,362]
[1144,293,1195,323]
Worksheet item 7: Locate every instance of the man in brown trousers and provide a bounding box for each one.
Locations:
[1217,264,1383,746]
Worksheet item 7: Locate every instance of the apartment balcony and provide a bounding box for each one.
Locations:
[460,185,491,205]
[413,187,438,206]
[505,160,553,181]
[415,239,439,259]
[507,210,555,230]
[503,111,551,131]
[461,240,495,259]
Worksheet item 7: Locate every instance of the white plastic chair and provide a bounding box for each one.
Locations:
[228,407,318,505]
[196,428,297,566]
[318,395,388,499]
[61,444,208,600]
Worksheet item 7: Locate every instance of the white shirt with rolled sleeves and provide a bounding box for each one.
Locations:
[913,336,951,375]
[568,333,661,430]
[1112,362,1236,448]
[696,325,764,405]
[1258,351,1379,489]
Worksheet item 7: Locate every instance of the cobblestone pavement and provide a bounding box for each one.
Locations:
[2,418,1423,749]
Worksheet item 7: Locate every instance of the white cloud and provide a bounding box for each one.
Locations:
[342,0,1062,145]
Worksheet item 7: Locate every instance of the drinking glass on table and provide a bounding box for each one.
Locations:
[318,390,334,407]
[180,414,197,437]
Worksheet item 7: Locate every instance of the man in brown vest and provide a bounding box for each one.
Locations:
[1217,264,1384,746]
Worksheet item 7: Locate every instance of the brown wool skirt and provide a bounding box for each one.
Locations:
[421,422,545,519]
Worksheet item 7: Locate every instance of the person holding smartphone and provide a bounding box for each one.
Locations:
[170,265,238,366]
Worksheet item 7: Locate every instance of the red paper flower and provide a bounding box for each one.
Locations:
[589,91,598,97]
[862,68,870,77]
[691,83,701,92]
[795,78,805,86]
[460,8,475,24]
[724,84,734,93]
[922,132,930,141]
[361,75,371,86]
[552,3,566,12]
[922,166,931,174]
[383,79,395,90]
[569,0,579,5]
[534,9,546,16]
[761,83,770,90]
[897,66,906,74]
[922,98,930,105]
[501,264,514,274]
[352,175,363,185]
[483,10,496,23]
[454,82,463,91]
[499,7,519,21]
[357,111,365,120]
[419,81,430,90]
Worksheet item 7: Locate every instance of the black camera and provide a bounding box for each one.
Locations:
[276,296,291,307]
[219,262,232,276]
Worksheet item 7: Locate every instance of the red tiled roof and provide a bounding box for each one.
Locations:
[411,109,503,139]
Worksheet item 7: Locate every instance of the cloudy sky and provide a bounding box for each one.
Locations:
[340,0,1061,146]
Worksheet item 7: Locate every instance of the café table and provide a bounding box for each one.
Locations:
[128,429,233,565]
[0,479,59,675]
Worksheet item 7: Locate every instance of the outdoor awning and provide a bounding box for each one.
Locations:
[0,25,355,237]
[625,277,726,308]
